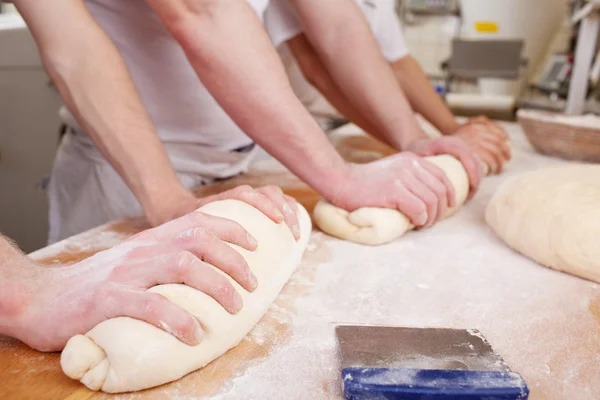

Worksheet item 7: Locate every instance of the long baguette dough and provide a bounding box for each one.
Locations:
[486,164,600,283]
[313,155,470,245]
[60,199,312,393]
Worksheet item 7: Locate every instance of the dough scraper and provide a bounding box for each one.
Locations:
[336,325,529,399]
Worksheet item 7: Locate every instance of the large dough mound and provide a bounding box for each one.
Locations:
[313,155,470,245]
[60,199,312,393]
[486,165,600,283]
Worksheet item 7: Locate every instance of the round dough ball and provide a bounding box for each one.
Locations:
[313,155,470,245]
[485,164,600,283]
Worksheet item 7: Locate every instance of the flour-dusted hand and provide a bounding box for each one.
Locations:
[404,136,482,197]
[451,116,511,175]
[327,152,458,228]
[197,185,301,240]
[145,185,301,240]
[0,211,262,352]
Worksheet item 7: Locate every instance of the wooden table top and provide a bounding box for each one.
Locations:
[1,123,598,400]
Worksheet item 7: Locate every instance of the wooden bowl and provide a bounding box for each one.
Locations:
[517,109,600,163]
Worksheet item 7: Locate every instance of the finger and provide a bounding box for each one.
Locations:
[420,160,455,209]
[137,211,258,251]
[257,185,301,239]
[453,147,482,195]
[462,129,511,165]
[190,212,258,251]
[400,169,439,227]
[113,291,204,346]
[469,115,490,125]
[412,161,449,225]
[284,195,301,233]
[233,187,285,224]
[486,121,509,140]
[142,251,243,314]
[472,146,498,175]
[393,182,428,227]
[475,141,505,174]
[174,228,257,292]
[460,125,505,147]
[471,118,509,141]
[498,138,512,161]
[474,146,500,175]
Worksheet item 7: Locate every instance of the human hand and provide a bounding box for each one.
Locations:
[327,152,457,228]
[12,211,260,352]
[451,116,511,175]
[145,185,300,239]
[404,136,482,197]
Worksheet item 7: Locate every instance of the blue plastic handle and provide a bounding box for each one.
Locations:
[342,367,529,400]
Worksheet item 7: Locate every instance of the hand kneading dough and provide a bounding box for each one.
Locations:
[60,199,312,393]
[313,155,470,245]
[486,165,600,283]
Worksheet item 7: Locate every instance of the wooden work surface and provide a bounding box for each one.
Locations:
[1,123,599,399]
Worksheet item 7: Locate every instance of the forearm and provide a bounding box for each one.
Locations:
[0,235,41,341]
[289,0,425,149]
[391,56,460,136]
[287,35,396,147]
[146,0,349,197]
[15,0,185,214]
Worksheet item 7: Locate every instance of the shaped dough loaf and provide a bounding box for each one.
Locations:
[60,199,312,393]
[486,164,600,283]
[313,155,470,245]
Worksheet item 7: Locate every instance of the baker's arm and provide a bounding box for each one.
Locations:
[13,0,193,226]
[144,0,351,198]
[286,34,391,146]
[390,56,511,173]
[14,0,301,230]
[0,210,262,351]
[287,28,508,176]
[391,56,460,135]
[143,0,477,227]
[287,0,425,150]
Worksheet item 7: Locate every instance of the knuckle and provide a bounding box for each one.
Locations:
[236,185,253,194]
[124,246,145,261]
[424,192,438,206]
[190,227,214,242]
[176,250,198,272]
[142,294,165,316]
[264,185,283,195]
[232,256,250,275]
[189,211,209,224]
[432,183,446,197]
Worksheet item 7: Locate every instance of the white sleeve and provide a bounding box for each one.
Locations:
[373,3,409,62]
[264,0,303,48]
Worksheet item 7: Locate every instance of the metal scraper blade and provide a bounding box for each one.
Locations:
[336,325,511,372]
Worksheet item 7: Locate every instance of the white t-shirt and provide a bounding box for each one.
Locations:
[264,0,408,117]
[265,0,408,61]
[60,0,269,178]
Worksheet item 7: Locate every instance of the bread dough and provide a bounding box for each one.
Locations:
[486,165,600,283]
[313,155,470,245]
[60,199,312,393]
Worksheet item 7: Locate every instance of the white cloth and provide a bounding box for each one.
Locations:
[48,0,268,243]
[264,0,409,117]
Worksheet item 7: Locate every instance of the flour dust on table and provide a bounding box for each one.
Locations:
[486,164,600,283]
[313,155,470,245]
[60,199,312,393]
